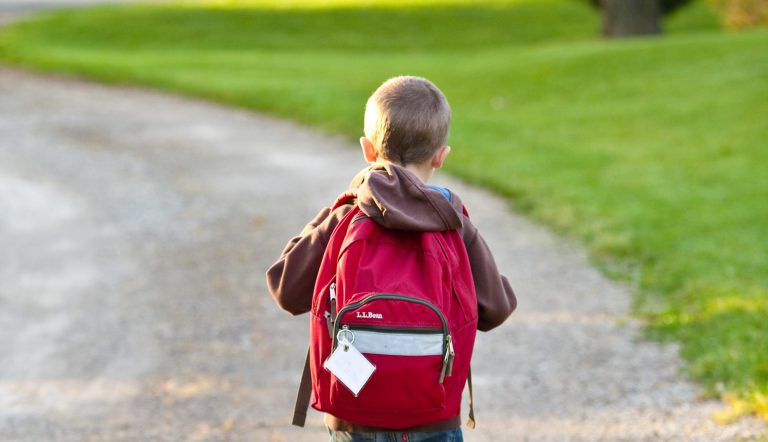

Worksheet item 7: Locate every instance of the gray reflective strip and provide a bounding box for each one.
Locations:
[351,330,443,356]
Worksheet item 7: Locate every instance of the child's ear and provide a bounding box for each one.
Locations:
[431,145,451,170]
[360,137,378,163]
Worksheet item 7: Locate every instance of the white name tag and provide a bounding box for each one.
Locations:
[323,341,376,397]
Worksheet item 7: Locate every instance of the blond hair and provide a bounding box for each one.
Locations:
[364,76,451,165]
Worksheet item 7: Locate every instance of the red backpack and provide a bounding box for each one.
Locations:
[292,192,479,429]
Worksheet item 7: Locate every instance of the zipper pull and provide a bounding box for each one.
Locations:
[439,335,455,384]
[339,325,353,351]
[439,334,454,384]
[329,282,337,332]
[439,356,448,384]
[324,311,333,336]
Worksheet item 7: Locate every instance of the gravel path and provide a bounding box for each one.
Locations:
[0,23,765,442]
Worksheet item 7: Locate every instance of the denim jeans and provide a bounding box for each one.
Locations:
[327,427,463,442]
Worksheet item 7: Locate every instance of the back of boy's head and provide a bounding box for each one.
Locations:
[364,76,451,165]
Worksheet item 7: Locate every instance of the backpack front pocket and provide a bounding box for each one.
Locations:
[327,294,453,413]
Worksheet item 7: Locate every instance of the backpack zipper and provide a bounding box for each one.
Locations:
[332,293,454,383]
[346,324,443,335]
[325,282,338,337]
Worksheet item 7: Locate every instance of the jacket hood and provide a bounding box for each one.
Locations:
[348,164,464,231]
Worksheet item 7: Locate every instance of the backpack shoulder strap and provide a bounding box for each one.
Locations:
[331,191,357,212]
[293,192,358,427]
[461,204,476,429]
[292,349,312,427]
[467,366,476,429]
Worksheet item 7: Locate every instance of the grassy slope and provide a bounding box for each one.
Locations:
[1,0,766,419]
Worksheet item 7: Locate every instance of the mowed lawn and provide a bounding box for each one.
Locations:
[1,0,766,420]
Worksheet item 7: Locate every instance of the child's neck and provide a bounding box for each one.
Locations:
[405,163,434,183]
[376,160,433,183]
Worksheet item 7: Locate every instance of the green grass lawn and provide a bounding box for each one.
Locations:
[1,0,766,420]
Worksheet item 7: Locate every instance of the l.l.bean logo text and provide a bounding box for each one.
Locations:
[356,311,383,319]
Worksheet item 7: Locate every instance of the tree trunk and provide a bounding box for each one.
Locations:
[601,0,662,38]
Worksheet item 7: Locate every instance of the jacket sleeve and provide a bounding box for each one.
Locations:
[462,219,517,331]
[265,205,351,315]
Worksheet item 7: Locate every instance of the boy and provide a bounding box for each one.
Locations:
[266,76,516,442]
